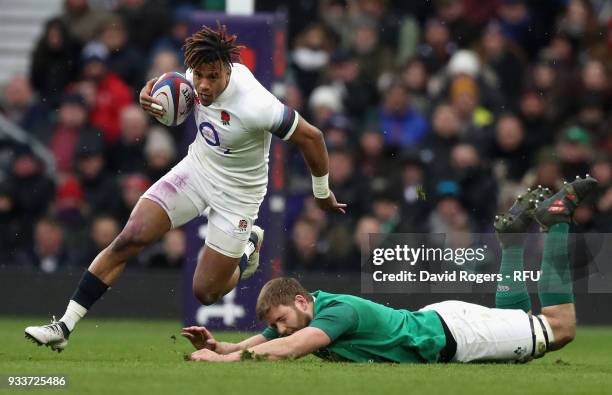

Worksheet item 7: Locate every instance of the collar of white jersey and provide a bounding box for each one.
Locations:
[213,62,240,104]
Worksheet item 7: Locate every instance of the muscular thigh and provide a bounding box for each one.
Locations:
[141,157,205,229]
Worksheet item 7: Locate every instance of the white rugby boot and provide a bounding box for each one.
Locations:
[25,316,69,353]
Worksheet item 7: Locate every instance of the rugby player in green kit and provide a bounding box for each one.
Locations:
[183,176,596,363]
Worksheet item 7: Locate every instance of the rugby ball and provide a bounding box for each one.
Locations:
[150,72,195,126]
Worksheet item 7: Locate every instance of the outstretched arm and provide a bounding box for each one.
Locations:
[288,116,347,214]
[182,326,269,355]
[190,327,331,362]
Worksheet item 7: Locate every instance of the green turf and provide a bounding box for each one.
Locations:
[0,318,611,395]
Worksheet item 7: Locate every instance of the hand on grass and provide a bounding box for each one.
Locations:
[181,326,218,351]
[190,348,226,362]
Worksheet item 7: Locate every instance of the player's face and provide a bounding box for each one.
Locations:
[266,298,311,336]
[192,61,231,106]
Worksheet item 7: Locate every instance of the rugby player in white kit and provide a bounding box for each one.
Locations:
[24,24,346,352]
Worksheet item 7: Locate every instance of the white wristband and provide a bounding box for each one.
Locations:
[312,174,331,199]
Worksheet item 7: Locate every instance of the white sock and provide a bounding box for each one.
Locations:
[60,300,88,332]
[245,240,256,257]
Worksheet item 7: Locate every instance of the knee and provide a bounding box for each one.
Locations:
[192,285,222,306]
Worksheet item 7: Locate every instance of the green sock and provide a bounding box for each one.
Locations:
[495,246,532,312]
[538,223,574,307]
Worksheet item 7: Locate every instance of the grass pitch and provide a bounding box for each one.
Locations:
[1,318,611,395]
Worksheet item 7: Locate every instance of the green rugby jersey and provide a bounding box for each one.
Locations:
[261,290,447,363]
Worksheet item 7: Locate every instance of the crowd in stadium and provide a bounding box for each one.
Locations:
[0,0,611,274]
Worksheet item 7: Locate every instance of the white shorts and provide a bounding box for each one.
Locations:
[420,301,533,363]
[141,156,260,258]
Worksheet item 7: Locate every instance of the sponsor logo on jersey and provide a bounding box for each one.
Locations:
[221,110,231,125]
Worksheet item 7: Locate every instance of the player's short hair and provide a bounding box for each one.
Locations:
[256,278,314,321]
[183,22,243,70]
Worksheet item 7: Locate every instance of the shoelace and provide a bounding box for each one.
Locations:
[43,316,64,337]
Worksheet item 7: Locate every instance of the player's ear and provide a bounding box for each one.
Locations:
[295,295,307,310]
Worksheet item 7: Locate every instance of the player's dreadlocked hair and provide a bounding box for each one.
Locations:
[183,22,243,70]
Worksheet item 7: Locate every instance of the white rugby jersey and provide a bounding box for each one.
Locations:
[185,63,298,204]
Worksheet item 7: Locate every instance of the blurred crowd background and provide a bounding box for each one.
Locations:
[0,0,611,274]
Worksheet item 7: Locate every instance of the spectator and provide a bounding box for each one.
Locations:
[427,180,476,240]
[557,126,593,180]
[488,114,532,182]
[0,183,23,263]
[580,60,611,107]
[327,51,376,123]
[591,155,612,231]
[435,0,480,48]
[308,85,342,128]
[100,16,145,93]
[53,176,89,249]
[557,0,601,48]
[284,217,329,272]
[151,6,191,64]
[348,18,394,87]
[371,188,402,234]
[144,229,186,269]
[291,23,334,100]
[377,82,428,149]
[449,75,494,135]
[450,143,498,231]
[45,93,103,174]
[431,49,503,121]
[8,145,55,246]
[113,173,151,224]
[30,18,81,108]
[59,0,113,45]
[528,59,571,125]
[518,88,555,153]
[593,183,612,232]
[346,215,382,270]
[356,127,393,179]
[328,148,369,219]
[355,0,400,52]
[81,42,133,144]
[322,114,353,150]
[16,217,75,273]
[523,148,563,191]
[74,137,122,216]
[147,49,182,81]
[397,153,431,232]
[419,103,461,181]
[82,215,120,263]
[0,75,50,133]
[478,20,527,108]
[115,0,170,53]
[574,93,610,148]
[399,58,430,114]
[497,0,540,58]
[108,104,149,174]
[417,18,457,74]
[144,126,177,182]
